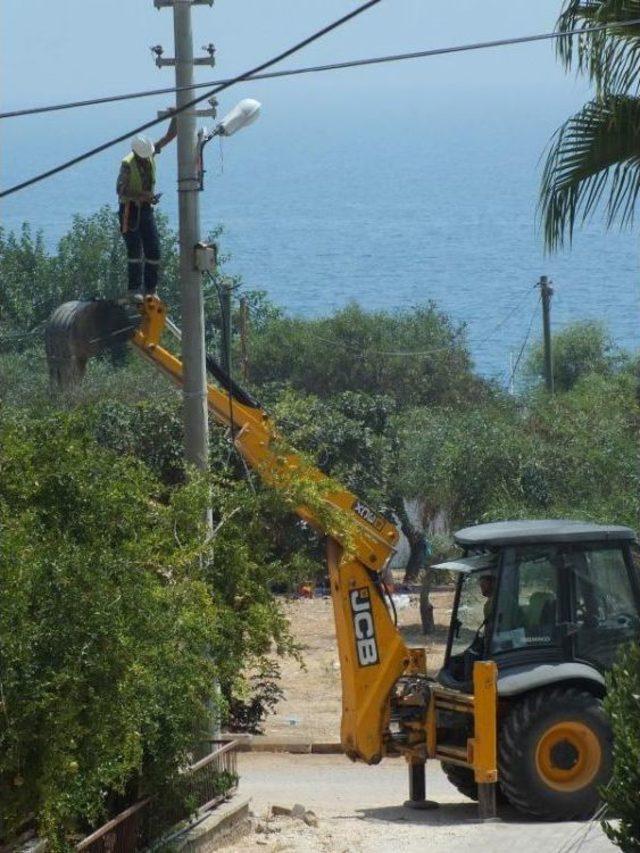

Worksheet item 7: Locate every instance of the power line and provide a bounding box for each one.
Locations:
[288,290,536,361]
[0,0,383,199]
[3,18,640,121]
[507,294,541,387]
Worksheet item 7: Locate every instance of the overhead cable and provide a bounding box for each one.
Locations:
[507,294,541,387]
[2,18,640,121]
[0,0,383,199]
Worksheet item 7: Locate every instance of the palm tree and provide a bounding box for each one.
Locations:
[540,1,640,250]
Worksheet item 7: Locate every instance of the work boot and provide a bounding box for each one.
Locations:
[114,290,143,308]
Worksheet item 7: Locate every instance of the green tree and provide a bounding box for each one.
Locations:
[526,320,625,391]
[248,301,486,409]
[0,209,239,352]
[398,372,640,531]
[540,1,640,248]
[397,398,533,529]
[602,642,640,851]
[0,410,216,847]
[0,404,309,849]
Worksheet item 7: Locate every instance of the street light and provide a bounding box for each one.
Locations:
[198,98,261,191]
[216,98,261,137]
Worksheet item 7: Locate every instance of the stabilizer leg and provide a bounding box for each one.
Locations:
[403,758,438,810]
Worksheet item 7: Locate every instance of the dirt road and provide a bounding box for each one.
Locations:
[227,752,615,852]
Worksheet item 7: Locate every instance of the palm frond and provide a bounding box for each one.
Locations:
[557,0,640,93]
[540,93,640,250]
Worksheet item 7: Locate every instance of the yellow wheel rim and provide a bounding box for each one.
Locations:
[535,721,602,793]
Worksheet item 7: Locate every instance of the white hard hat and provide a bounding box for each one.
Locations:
[131,135,155,159]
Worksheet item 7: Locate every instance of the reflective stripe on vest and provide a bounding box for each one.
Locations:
[122,152,156,195]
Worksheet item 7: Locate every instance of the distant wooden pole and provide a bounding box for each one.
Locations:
[538,276,554,394]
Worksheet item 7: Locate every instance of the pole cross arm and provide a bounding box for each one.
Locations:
[154,0,213,7]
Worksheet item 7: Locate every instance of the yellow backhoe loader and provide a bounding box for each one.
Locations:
[45,295,640,821]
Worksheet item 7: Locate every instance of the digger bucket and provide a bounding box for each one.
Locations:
[45,299,140,388]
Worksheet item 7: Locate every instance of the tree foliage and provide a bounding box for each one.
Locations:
[0,411,216,846]
[398,371,640,530]
[247,302,486,409]
[541,2,640,248]
[526,320,626,390]
[0,207,235,353]
[0,403,309,848]
[602,641,640,851]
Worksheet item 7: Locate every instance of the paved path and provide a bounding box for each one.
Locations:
[229,752,616,852]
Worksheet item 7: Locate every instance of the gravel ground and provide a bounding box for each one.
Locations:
[225,752,616,853]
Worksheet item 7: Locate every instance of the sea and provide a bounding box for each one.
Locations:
[2,88,639,385]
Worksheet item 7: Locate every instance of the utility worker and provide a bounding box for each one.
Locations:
[116,118,177,296]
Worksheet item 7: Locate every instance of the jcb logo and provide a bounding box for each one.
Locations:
[350,588,379,667]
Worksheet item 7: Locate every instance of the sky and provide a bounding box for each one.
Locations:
[2,1,591,116]
[2,1,638,377]
[1,1,596,224]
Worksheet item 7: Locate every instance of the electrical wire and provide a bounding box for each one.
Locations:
[382,578,398,625]
[212,278,256,490]
[3,18,640,121]
[297,287,537,361]
[0,0,384,199]
[506,293,541,388]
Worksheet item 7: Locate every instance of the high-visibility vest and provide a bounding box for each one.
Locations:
[122,152,156,195]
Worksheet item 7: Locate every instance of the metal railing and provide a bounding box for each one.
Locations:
[76,799,151,853]
[76,740,238,852]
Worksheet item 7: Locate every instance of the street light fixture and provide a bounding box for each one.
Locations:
[216,98,261,137]
[198,98,261,190]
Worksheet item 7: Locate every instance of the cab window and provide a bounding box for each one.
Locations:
[571,545,639,668]
[492,546,559,653]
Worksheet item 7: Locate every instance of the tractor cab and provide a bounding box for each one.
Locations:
[436,520,640,695]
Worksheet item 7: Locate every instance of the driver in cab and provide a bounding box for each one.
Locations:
[479,568,497,625]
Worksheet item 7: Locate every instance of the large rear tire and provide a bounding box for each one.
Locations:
[499,687,612,820]
[441,763,478,801]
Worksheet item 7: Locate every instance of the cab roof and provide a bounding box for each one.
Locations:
[454,519,636,547]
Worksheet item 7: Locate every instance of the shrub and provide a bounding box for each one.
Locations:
[0,410,217,848]
[602,642,640,851]
[0,405,310,849]
[526,321,626,392]
[248,302,487,409]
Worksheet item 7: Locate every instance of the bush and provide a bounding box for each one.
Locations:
[248,302,488,409]
[0,404,311,849]
[0,410,217,848]
[602,642,640,851]
[526,321,626,392]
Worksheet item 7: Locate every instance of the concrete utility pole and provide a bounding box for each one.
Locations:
[538,275,555,394]
[154,0,218,745]
[153,0,216,476]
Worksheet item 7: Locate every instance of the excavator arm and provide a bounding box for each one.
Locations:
[133,296,412,762]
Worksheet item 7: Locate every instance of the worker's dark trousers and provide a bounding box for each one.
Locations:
[119,202,161,293]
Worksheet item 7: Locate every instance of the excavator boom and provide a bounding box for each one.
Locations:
[133,296,409,762]
[45,294,497,813]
